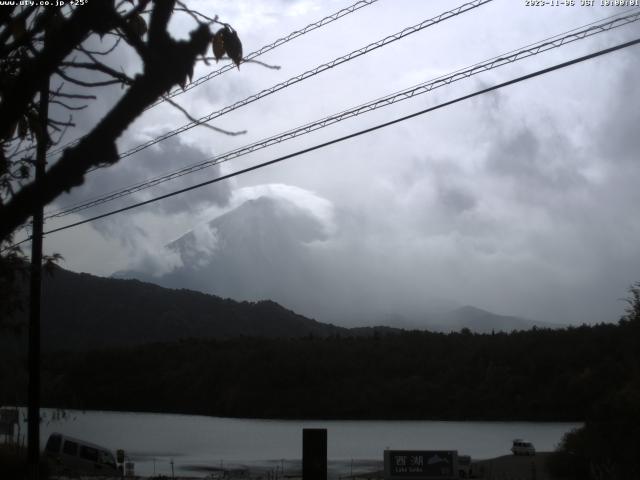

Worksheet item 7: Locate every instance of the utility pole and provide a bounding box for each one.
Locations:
[27,55,49,480]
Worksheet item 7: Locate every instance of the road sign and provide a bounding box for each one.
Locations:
[384,450,458,480]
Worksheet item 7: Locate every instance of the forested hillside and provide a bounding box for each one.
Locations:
[4,320,635,421]
[8,266,346,352]
[3,266,552,354]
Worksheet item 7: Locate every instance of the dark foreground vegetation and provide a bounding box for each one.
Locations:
[3,317,639,422]
[2,282,639,478]
[0,444,49,479]
[549,419,640,479]
[547,287,640,479]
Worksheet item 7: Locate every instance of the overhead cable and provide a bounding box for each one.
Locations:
[43,10,640,221]
[109,0,495,163]
[18,37,636,244]
[153,0,380,107]
[46,0,380,157]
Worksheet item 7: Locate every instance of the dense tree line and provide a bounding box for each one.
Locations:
[547,287,640,479]
[2,319,636,422]
[2,286,639,478]
[2,266,345,352]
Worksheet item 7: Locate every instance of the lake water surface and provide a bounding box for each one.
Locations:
[27,409,579,478]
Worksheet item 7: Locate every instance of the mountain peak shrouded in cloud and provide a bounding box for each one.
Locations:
[115,184,449,326]
[166,193,329,280]
[114,184,550,330]
[44,2,640,329]
[115,185,337,319]
[167,195,327,267]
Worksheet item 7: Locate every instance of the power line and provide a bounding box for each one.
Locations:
[43,10,640,221]
[46,0,380,158]
[43,9,638,220]
[152,0,380,108]
[40,0,494,217]
[21,37,637,244]
[107,0,495,164]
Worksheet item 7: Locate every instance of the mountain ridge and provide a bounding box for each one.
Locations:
[114,194,558,333]
[4,262,562,354]
[10,265,347,352]
[0,264,564,354]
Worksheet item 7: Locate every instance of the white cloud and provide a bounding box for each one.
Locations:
[37,0,640,326]
[231,184,336,236]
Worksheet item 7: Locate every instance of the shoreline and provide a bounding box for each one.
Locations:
[47,453,560,480]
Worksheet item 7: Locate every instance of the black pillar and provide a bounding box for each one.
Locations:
[303,428,327,480]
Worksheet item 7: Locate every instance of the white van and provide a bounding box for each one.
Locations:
[511,439,536,456]
[44,432,119,476]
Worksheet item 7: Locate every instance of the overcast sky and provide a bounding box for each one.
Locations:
[31,0,640,326]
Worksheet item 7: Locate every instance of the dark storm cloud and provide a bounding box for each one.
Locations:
[595,48,640,165]
[130,138,233,215]
[47,28,235,219]
[437,184,477,214]
[52,137,232,225]
[485,124,587,196]
[486,128,540,178]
